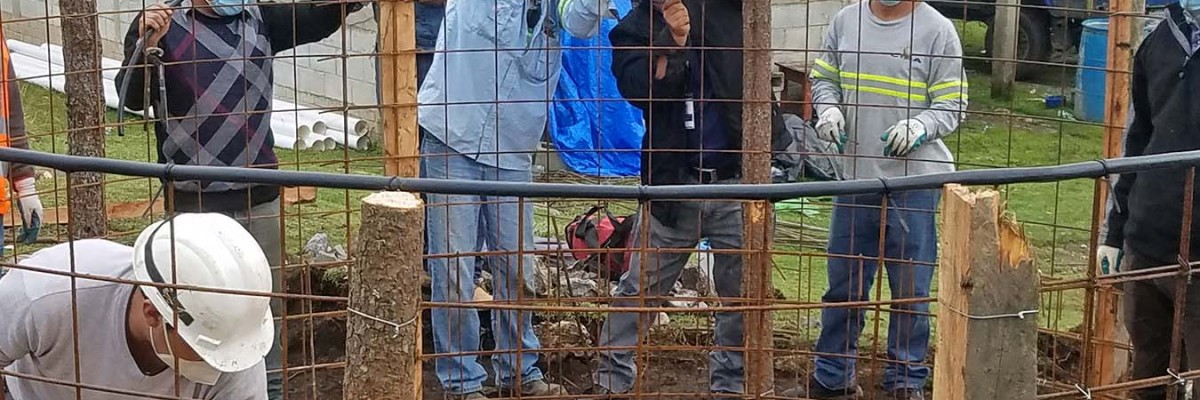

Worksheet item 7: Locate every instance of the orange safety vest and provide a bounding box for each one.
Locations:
[0,33,15,214]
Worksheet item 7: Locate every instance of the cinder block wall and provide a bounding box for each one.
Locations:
[1,0,849,124]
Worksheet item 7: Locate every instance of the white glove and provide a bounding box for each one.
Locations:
[882,119,928,157]
[1097,245,1123,275]
[13,177,42,244]
[815,107,847,152]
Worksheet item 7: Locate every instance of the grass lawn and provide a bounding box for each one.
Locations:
[13,17,1103,348]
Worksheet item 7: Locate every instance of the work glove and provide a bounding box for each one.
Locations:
[1097,245,1123,275]
[653,0,690,46]
[882,119,928,157]
[13,177,41,244]
[815,107,847,153]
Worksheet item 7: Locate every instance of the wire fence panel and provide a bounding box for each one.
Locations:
[0,0,1194,399]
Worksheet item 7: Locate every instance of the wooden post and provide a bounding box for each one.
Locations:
[990,0,1020,99]
[59,0,108,238]
[1089,0,1144,388]
[379,0,419,177]
[932,185,1038,400]
[344,192,424,399]
[741,0,775,394]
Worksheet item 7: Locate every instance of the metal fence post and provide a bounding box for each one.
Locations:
[344,191,424,399]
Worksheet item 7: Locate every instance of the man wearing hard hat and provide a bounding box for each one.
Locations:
[0,213,273,399]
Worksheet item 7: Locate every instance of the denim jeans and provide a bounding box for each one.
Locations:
[595,191,746,394]
[813,190,939,391]
[423,137,543,394]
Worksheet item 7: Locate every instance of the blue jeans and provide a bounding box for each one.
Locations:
[595,193,745,394]
[814,190,939,391]
[423,137,543,394]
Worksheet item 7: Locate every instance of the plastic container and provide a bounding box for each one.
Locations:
[1075,19,1109,123]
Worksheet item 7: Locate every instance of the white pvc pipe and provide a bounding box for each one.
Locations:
[273,132,311,151]
[324,128,371,151]
[318,112,371,136]
[306,132,336,152]
[41,43,65,68]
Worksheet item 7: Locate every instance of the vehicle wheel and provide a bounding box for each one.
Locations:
[986,8,1052,80]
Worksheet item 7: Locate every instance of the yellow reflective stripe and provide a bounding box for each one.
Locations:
[810,69,830,80]
[813,58,840,76]
[933,92,967,102]
[930,80,967,92]
[841,84,927,102]
[557,0,574,22]
[840,71,927,89]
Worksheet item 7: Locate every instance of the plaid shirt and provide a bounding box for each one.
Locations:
[117,1,360,211]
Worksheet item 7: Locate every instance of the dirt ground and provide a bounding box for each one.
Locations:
[279,269,1083,400]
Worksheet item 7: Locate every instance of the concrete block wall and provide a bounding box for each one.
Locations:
[1,0,850,124]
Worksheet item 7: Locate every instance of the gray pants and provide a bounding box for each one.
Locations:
[594,198,745,394]
[217,198,284,398]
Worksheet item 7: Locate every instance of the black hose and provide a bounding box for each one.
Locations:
[2,146,1200,200]
[116,0,185,137]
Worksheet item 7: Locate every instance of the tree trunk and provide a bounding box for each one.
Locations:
[59,0,107,238]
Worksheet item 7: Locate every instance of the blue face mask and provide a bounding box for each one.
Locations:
[1183,0,1200,13]
[207,0,246,16]
[879,0,903,6]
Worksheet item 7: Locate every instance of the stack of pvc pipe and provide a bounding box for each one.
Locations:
[5,38,375,152]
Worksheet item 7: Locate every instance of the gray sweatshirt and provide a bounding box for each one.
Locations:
[810,1,968,180]
[0,239,266,400]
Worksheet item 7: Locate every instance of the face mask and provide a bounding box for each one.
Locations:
[151,326,223,386]
[1183,0,1200,13]
[879,0,903,6]
[206,0,246,17]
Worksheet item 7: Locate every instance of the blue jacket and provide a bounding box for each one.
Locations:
[414,2,444,50]
[417,0,610,171]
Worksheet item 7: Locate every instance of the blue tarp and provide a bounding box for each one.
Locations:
[548,0,644,177]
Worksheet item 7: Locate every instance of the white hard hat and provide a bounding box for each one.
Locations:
[132,213,274,373]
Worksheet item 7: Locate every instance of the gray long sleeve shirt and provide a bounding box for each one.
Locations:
[810,1,968,179]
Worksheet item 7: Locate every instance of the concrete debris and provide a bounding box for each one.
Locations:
[304,233,347,262]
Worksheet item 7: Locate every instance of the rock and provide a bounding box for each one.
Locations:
[304,233,347,262]
[535,320,593,362]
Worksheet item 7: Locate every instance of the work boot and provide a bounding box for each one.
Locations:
[496,379,568,397]
[445,391,489,400]
[779,376,863,399]
[889,388,925,400]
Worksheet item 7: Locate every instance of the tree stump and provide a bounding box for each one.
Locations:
[344,191,424,400]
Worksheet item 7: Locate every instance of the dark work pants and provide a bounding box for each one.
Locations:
[1124,251,1200,400]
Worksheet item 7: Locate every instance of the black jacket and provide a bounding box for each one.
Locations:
[609,0,790,187]
[1106,4,1200,265]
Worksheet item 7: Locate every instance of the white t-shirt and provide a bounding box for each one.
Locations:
[0,239,266,400]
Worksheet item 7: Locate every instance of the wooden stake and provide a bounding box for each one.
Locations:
[1090,0,1143,388]
[379,0,419,177]
[57,0,108,238]
[344,192,424,400]
[932,185,1038,400]
[741,0,775,394]
[990,0,1020,99]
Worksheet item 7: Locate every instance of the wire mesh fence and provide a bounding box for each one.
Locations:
[0,0,1192,398]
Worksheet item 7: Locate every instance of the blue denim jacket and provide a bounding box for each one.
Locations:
[417,0,610,171]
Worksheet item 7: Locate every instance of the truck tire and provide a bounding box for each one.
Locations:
[986,8,1052,80]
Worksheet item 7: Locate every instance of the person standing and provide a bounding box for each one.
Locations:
[1098,1,1200,399]
[784,1,967,399]
[115,1,364,398]
[591,0,790,397]
[0,34,44,260]
[417,0,611,397]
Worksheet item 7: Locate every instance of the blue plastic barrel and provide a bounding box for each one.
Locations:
[1076,19,1109,123]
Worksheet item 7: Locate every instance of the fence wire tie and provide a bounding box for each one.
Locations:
[1168,368,1187,387]
[347,307,418,339]
[1075,383,1092,400]
[939,300,1039,320]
